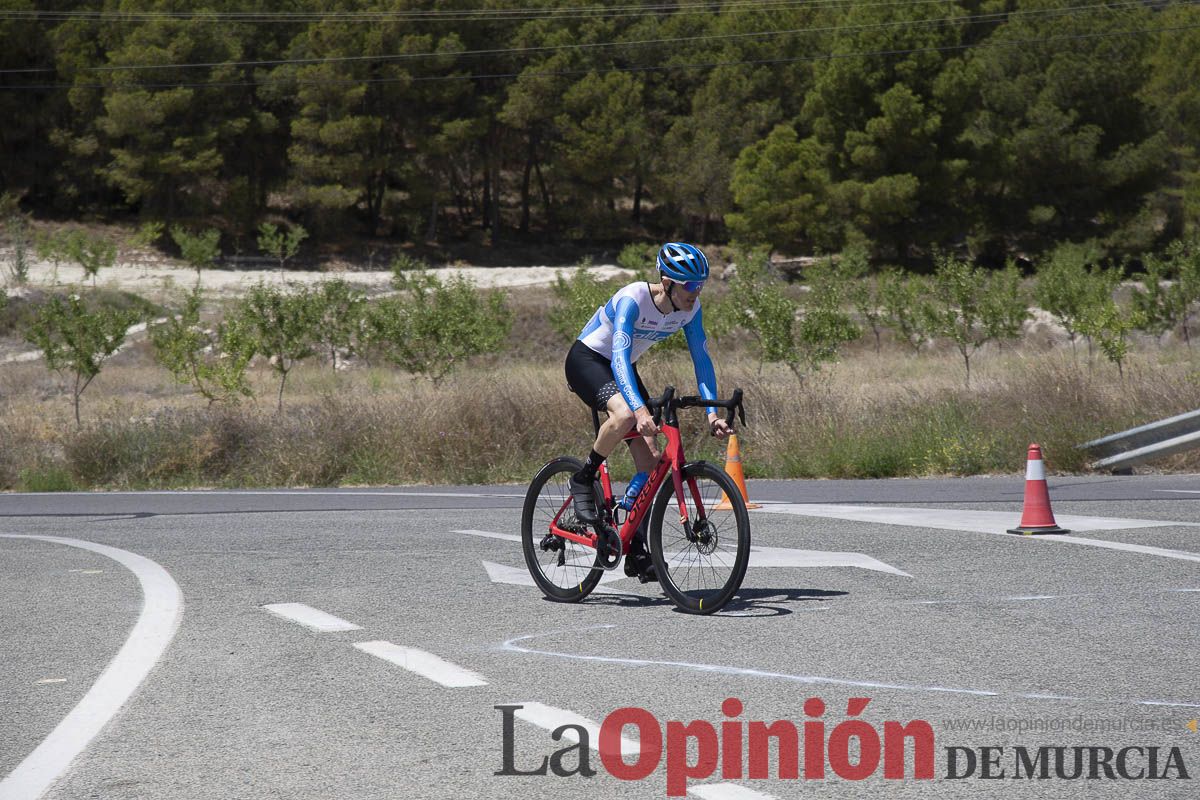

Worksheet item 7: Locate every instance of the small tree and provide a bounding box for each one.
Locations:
[842,246,886,353]
[313,279,367,371]
[1133,238,1200,346]
[257,222,308,271]
[369,271,512,383]
[547,266,622,343]
[35,229,73,285]
[125,222,165,270]
[236,283,322,411]
[64,230,117,288]
[924,252,1025,387]
[5,212,31,284]
[879,268,931,354]
[617,242,657,278]
[981,261,1031,351]
[171,227,221,285]
[796,254,862,373]
[1080,297,1143,379]
[726,246,801,376]
[1034,242,1119,356]
[150,287,256,404]
[25,293,140,425]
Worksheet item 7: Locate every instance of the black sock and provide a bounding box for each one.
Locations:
[578,450,604,480]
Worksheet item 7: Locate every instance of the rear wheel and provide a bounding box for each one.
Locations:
[648,461,750,614]
[522,457,604,602]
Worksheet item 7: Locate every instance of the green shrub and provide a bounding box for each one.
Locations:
[18,466,78,492]
[257,222,308,270]
[25,293,141,425]
[370,271,512,383]
[547,268,622,343]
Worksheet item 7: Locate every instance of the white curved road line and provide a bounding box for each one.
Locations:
[501,626,1200,710]
[0,535,183,800]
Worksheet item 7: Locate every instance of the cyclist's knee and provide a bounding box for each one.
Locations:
[605,400,636,431]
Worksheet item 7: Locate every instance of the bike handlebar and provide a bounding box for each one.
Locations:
[644,386,746,429]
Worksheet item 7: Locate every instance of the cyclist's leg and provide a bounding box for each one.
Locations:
[624,363,659,472]
[564,341,637,522]
[622,364,659,581]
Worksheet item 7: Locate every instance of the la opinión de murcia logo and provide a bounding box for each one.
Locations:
[497,697,935,795]
[495,698,1192,796]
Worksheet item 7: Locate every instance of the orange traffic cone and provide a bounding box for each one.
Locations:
[716,434,761,510]
[1006,444,1069,535]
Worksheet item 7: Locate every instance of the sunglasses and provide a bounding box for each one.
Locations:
[677,280,705,293]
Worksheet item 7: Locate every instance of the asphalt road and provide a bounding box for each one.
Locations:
[3,475,1199,799]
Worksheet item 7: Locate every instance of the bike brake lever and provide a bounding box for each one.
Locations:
[725,388,746,428]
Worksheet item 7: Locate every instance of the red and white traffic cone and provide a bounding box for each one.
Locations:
[1006,444,1069,535]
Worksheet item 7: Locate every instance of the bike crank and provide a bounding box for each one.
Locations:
[595,524,623,571]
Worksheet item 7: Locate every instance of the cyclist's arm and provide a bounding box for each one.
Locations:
[683,309,718,416]
[611,296,646,412]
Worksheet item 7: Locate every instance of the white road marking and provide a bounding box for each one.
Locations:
[691,783,779,800]
[0,535,183,800]
[758,503,1192,532]
[34,679,67,686]
[483,560,628,591]
[262,603,362,632]
[1046,535,1200,563]
[1156,490,1200,495]
[906,588,1200,606]
[748,545,910,576]
[455,529,522,542]
[502,626,1200,709]
[510,701,640,758]
[758,504,1200,562]
[353,641,488,687]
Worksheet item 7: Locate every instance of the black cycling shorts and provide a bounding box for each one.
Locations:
[564,339,650,412]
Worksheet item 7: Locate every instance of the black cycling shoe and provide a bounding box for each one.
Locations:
[568,472,600,524]
[623,551,658,583]
[624,522,657,583]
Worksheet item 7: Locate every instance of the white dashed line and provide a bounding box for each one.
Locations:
[509,702,640,758]
[0,535,183,800]
[353,641,488,687]
[455,529,523,542]
[262,603,362,632]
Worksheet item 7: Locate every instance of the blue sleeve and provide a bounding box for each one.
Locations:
[611,296,645,411]
[684,309,718,415]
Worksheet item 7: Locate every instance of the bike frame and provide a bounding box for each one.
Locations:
[545,421,706,554]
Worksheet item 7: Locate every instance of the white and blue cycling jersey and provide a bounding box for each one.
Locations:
[577,281,717,413]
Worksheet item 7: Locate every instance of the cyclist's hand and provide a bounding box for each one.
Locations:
[634,406,659,437]
[708,413,733,439]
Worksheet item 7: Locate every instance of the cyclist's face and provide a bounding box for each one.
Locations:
[668,278,703,309]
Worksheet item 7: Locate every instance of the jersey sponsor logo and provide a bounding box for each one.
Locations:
[613,331,632,351]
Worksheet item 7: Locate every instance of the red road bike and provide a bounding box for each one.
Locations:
[521,387,751,615]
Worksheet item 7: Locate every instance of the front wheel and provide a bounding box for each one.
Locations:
[648,461,751,614]
[522,456,605,602]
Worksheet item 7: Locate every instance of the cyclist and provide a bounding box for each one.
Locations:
[563,242,733,581]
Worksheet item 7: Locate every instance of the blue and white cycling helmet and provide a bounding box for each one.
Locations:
[656,242,709,290]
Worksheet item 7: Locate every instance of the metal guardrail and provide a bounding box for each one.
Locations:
[1079,409,1200,471]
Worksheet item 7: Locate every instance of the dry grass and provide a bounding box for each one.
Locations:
[4,333,1200,490]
